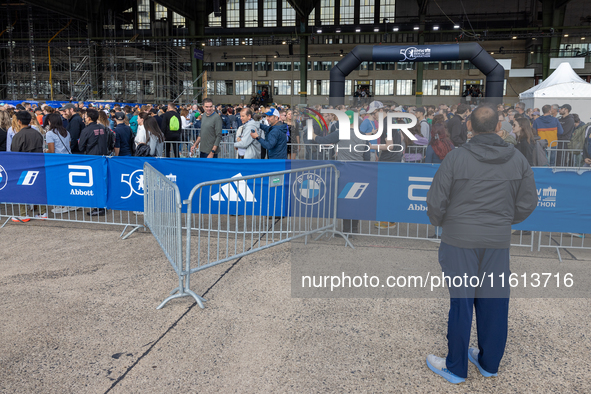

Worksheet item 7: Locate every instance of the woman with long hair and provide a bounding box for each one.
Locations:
[0,111,11,151]
[286,109,300,159]
[425,123,454,164]
[45,113,71,154]
[514,117,537,166]
[6,114,22,152]
[138,116,165,157]
[98,110,112,130]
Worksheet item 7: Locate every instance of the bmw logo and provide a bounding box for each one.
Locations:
[0,165,7,191]
[292,173,326,205]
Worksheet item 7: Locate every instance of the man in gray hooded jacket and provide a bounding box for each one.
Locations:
[425,105,537,384]
[234,108,262,159]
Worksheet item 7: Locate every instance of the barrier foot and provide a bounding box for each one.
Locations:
[555,247,563,263]
[1,217,10,229]
[170,286,181,295]
[185,289,207,308]
[157,288,207,310]
[120,225,144,239]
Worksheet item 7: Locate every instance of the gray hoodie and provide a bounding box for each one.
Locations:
[234,119,263,159]
[426,133,537,249]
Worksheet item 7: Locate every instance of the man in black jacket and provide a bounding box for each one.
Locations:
[425,105,537,384]
[447,103,470,147]
[161,103,182,157]
[10,111,46,221]
[63,103,85,153]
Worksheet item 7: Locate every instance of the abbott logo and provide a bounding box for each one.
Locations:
[339,182,369,200]
[408,177,433,202]
[68,165,93,187]
[211,173,256,202]
[17,171,39,186]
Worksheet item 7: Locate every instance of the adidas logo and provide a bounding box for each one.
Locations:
[211,173,257,202]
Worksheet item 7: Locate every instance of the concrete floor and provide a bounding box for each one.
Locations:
[1,220,590,393]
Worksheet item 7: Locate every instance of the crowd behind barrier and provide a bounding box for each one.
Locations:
[1,98,590,260]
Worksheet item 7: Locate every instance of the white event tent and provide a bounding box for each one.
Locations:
[519,62,591,120]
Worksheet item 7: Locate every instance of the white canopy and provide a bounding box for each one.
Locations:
[519,62,591,121]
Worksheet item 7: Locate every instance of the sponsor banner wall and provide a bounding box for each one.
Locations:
[1,152,590,235]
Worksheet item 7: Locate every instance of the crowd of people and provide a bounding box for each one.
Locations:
[1,98,589,168]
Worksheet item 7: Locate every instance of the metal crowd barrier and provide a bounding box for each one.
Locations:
[338,220,536,250]
[537,231,590,262]
[0,202,143,239]
[146,163,352,310]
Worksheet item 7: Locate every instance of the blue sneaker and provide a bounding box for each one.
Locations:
[426,355,465,384]
[468,348,498,377]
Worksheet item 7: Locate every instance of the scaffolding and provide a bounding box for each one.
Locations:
[0,2,200,104]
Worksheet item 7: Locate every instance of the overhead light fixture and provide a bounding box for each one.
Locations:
[201,43,205,46]
[273,55,277,58]
[512,36,517,39]
[532,37,536,40]
[243,57,246,59]
[582,37,586,40]
[355,28,361,32]
[530,51,534,54]
[564,34,569,37]
[454,25,460,29]
[282,41,286,44]
[393,27,399,32]
[336,29,341,33]
[339,49,343,57]
[490,52,494,54]
[182,46,185,49]
[413,26,419,30]
[374,28,379,32]
[308,55,310,58]
[317,29,322,33]
[241,41,245,44]
[433,26,439,31]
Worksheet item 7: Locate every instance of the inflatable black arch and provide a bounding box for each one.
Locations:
[329,43,504,106]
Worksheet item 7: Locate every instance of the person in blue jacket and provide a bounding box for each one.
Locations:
[250,108,288,159]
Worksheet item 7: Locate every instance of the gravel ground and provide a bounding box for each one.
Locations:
[1,220,589,393]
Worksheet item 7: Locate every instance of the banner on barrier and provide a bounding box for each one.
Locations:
[1,152,590,235]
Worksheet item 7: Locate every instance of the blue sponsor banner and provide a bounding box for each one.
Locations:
[107,157,288,214]
[0,152,47,204]
[335,162,379,220]
[45,154,108,208]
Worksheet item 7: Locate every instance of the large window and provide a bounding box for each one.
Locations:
[207,81,215,95]
[341,0,355,25]
[441,61,462,70]
[255,62,271,71]
[396,79,414,95]
[375,62,396,71]
[359,0,375,24]
[345,80,352,96]
[235,62,252,71]
[439,79,460,96]
[138,0,150,29]
[236,80,253,95]
[380,0,396,21]
[274,80,292,95]
[203,62,214,72]
[375,80,394,95]
[263,0,277,27]
[245,0,258,27]
[422,79,438,95]
[293,80,312,95]
[423,61,439,70]
[313,61,332,71]
[314,80,330,95]
[209,12,221,27]
[227,0,240,28]
[172,12,185,28]
[274,62,292,71]
[356,61,374,71]
[216,62,233,72]
[397,62,415,70]
[282,0,296,26]
[321,0,335,25]
[143,80,154,95]
[154,4,167,20]
[125,80,140,95]
[216,80,234,95]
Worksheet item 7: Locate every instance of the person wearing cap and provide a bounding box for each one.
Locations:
[415,107,431,141]
[190,98,222,158]
[112,112,134,157]
[62,103,84,154]
[250,108,288,160]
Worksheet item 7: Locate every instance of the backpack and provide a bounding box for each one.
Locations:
[169,115,180,131]
[134,143,152,157]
